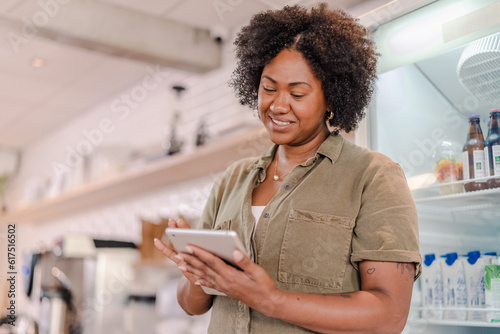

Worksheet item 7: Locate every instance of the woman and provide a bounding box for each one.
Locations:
[155,4,421,333]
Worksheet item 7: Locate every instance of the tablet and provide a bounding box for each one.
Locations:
[165,228,247,295]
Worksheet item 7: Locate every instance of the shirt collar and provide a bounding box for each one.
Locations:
[317,132,344,164]
[247,132,345,172]
[248,144,276,172]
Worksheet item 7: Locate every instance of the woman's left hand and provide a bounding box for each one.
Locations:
[176,245,278,314]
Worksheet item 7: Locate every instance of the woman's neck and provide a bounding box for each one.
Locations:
[276,131,330,166]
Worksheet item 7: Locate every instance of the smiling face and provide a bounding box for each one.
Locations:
[258,49,329,148]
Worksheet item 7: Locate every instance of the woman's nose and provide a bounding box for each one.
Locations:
[270,93,289,113]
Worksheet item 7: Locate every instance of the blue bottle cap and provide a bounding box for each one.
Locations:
[424,254,436,266]
[441,252,458,266]
[484,252,498,256]
[466,250,481,265]
[468,114,480,119]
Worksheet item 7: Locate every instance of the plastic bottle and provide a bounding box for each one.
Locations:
[484,259,500,323]
[483,252,499,265]
[420,254,444,320]
[461,251,486,321]
[462,115,488,192]
[432,141,464,195]
[485,109,500,189]
[440,252,467,321]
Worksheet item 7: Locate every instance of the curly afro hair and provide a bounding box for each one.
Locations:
[229,3,378,133]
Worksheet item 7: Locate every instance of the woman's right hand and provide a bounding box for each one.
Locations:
[154,217,198,284]
[156,218,213,315]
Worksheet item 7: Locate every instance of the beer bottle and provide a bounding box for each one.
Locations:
[462,114,488,192]
[486,109,500,189]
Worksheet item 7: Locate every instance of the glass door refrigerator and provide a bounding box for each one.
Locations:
[360,0,500,333]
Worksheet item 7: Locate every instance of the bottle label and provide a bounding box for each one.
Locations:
[493,145,500,177]
[462,151,470,181]
[434,267,444,307]
[473,150,486,179]
[485,148,490,177]
[456,266,467,307]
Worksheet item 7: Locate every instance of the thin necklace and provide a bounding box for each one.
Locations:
[273,153,293,182]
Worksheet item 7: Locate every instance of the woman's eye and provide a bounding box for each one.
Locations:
[291,94,304,98]
[263,87,275,92]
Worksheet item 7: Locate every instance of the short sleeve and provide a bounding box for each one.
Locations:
[196,159,244,230]
[350,162,422,280]
[197,172,225,230]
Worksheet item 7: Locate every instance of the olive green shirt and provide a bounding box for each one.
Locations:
[199,132,421,333]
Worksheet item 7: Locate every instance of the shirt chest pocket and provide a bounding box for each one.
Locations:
[278,209,355,291]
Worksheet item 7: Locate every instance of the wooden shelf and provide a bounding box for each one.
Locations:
[1,128,270,224]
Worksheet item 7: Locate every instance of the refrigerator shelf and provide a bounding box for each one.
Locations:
[414,187,500,210]
[413,306,500,312]
[411,176,500,201]
[413,187,500,227]
[409,319,500,328]
[410,307,500,328]
[416,201,500,224]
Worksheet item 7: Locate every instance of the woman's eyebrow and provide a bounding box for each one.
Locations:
[262,75,312,88]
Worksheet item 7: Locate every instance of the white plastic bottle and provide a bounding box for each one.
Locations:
[441,252,467,321]
[420,254,444,320]
[485,257,500,323]
[483,252,498,265]
[461,251,486,321]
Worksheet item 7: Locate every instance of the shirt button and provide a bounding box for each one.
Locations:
[284,184,290,190]
[263,213,269,218]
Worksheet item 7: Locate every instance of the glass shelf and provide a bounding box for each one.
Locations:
[410,306,500,328]
[411,178,500,226]
[413,181,500,211]
[410,319,500,328]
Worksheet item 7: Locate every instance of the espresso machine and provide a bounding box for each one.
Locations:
[22,235,139,334]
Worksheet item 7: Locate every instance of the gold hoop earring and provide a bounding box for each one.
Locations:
[326,111,334,121]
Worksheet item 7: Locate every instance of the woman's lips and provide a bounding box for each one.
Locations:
[272,118,291,125]
[269,116,293,130]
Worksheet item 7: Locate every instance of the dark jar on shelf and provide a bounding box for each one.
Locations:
[486,109,500,189]
[462,114,488,192]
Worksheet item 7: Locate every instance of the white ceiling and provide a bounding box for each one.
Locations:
[0,0,386,149]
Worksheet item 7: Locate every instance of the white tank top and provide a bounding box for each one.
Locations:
[251,206,265,225]
[252,205,265,237]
